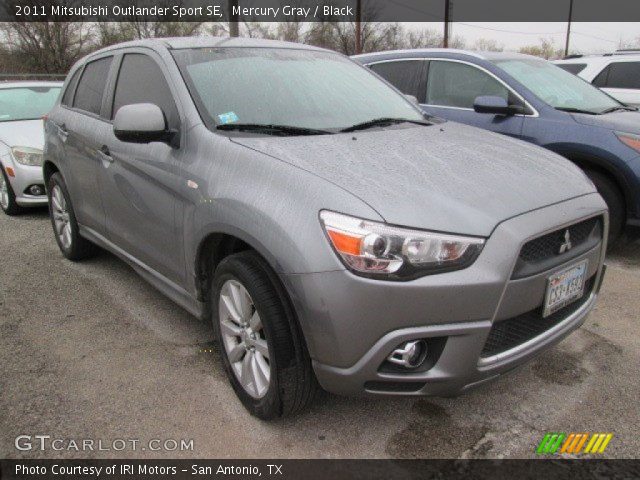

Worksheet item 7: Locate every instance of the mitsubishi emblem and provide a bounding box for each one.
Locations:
[559,229,572,254]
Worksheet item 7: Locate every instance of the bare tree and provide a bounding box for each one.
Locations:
[519,38,564,59]
[471,38,504,52]
[0,22,92,73]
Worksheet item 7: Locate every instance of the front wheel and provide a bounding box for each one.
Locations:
[212,251,319,419]
[47,172,98,260]
[0,165,23,216]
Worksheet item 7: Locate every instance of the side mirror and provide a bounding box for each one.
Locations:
[404,94,420,106]
[473,95,522,115]
[113,103,174,144]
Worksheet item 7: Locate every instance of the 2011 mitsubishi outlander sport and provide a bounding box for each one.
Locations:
[44,37,608,419]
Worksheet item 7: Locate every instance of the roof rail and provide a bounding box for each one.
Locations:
[613,49,640,55]
[563,54,584,59]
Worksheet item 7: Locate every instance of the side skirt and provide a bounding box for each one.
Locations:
[79,225,206,321]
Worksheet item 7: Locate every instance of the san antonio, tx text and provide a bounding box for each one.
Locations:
[15,4,353,19]
[15,463,283,477]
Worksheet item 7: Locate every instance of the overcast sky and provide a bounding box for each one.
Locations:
[408,22,640,54]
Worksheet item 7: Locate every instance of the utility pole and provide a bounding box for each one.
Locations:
[355,0,362,54]
[564,0,574,57]
[229,0,239,37]
[443,0,450,48]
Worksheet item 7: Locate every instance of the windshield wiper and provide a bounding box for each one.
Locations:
[555,107,599,115]
[600,106,638,114]
[216,123,333,136]
[340,117,432,133]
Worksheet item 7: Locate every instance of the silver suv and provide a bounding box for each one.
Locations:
[44,37,607,419]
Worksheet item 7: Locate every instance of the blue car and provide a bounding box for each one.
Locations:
[353,49,640,243]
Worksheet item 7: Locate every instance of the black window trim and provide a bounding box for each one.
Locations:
[365,57,537,117]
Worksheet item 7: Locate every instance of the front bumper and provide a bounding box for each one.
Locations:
[281,193,608,396]
[1,155,47,206]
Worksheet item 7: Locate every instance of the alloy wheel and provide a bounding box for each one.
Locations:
[218,279,271,399]
[51,185,72,249]
[0,172,9,210]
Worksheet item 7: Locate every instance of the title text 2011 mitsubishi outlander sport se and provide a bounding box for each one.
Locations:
[44,38,607,419]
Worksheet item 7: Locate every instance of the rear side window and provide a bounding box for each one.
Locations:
[602,62,640,89]
[557,63,587,75]
[73,56,113,115]
[112,54,179,129]
[61,68,81,106]
[369,60,426,100]
[426,61,510,109]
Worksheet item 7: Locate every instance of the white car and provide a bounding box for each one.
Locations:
[555,50,640,107]
[0,81,62,215]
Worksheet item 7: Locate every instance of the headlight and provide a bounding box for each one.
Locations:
[11,146,43,166]
[319,210,485,280]
[616,131,640,153]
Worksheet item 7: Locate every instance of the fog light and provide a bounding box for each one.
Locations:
[29,185,44,196]
[387,340,428,369]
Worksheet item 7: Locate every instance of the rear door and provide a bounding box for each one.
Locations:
[97,50,186,285]
[368,59,427,102]
[60,55,114,233]
[592,61,640,107]
[421,59,526,138]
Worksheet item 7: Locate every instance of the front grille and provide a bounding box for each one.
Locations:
[512,217,602,279]
[480,276,595,359]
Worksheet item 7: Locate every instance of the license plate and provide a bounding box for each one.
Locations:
[543,260,588,317]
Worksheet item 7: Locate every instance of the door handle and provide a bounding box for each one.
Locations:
[56,122,68,141]
[98,145,114,165]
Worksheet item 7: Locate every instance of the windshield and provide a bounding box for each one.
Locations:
[171,47,425,132]
[0,86,61,122]
[492,58,621,114]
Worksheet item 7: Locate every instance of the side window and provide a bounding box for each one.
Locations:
[369,61,425,100]
[112,54,179,129]
[592,65,611,88]
[426,61,510,109]
[604,62,640,89]
[557,63,587,75]
[61,68,81,106]
[73,56,113,115]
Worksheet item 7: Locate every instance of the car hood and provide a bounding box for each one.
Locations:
[231,122,595,236]
[571,110,640,133]
[0,119,45,150]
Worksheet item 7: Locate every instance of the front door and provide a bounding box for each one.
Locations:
[421,59,525,138]
[97,52,185,285]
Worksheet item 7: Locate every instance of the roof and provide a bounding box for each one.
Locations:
[0,81,63,89]
[88,36,330,57]
[353,48,539,62]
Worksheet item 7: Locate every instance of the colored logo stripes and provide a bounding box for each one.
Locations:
[536,433,613,454]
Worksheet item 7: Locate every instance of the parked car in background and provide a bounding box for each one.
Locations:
[44,38,606,419]
[0,81,62,215]
[555,50,640,107]
[354,49,640,243]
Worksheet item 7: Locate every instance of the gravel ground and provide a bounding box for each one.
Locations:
[1,207,639,459]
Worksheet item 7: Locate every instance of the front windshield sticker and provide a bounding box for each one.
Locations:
[218,112,239,124]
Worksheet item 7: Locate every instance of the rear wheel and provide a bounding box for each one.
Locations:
[0,165,23,216]
[585,169,624,247]
[212,251,319,419]
[47,172,98,260]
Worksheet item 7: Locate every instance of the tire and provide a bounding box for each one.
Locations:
[585,169,625,247]
[47,172,98,261]
[0,165,23,216]
[211,251,319,419]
